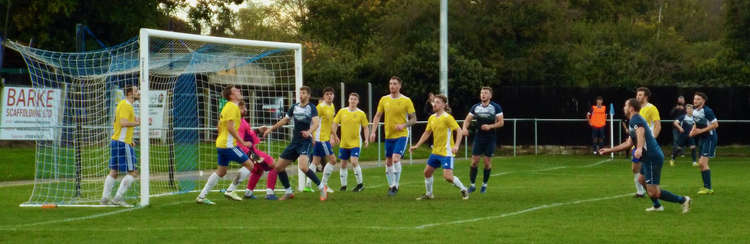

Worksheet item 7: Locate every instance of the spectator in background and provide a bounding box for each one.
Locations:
[587,96,607,155]
[670,96,687,158]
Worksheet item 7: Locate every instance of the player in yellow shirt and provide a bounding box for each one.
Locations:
[331,92,370,192]
[308,87,338,193]
[101,85,140,207]
[410,95,469,200]
[369,76,417,196]
[196,85,255,205]
[631,87,661,198]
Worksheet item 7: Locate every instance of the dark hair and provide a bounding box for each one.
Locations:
[300,86,311,94]
[349,92,360,99]
[222,85,236,100]
[695,92,708,101]
[636,87,651,98]
[322,87,335,95]
[626,98,641,112]
[596,96,603,101]
[434,94,451,113]
[390,76,402,84]
[123,85,137,96]
[481,86,493,93]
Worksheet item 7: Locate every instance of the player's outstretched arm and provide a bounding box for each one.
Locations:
[264,117,290,138]
[409,129,432,153]
[600,137,633,155]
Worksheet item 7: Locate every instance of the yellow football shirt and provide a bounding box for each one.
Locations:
[639,103,660,132]
[315,102,335,142]
[426,112,460,157]
[333,108,369,149]
[111,100,135,144]
[216,101,241,148]
[376,95,415,139]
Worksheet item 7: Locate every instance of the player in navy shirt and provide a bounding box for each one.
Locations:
[600,98,691,213]
[670,104,697,166]
[460,87,504,194]
[263,86,327,200]
[689,92,718,195]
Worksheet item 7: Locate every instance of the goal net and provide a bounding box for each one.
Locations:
[4,29,302,207]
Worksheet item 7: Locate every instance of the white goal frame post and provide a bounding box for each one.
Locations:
[138,29,303,207]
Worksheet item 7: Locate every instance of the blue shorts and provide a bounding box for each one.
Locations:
[385,137,408,158]
[676,134,696,147]
[592,127,605,139]
[110,140,137,172]
[339,148,361,160]
[698,135,717,158]
[312,141,334,157]
[426,154,454,170]
[472,137,497,157]
[640,157,663,185]
[216,147,249,167]
[280,140,313,161]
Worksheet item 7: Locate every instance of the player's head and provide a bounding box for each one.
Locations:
[624,98,641,117]
[223,85,242,101]
[595,96,603,106]
[238,100,247,116]
[685,104,694,114]
[432,94,451,113]
[693,92,707,108]
[299,86,311,102]
[348,92,360,108]
[677,95,685,105]
[124,85,140,101]
[480,86,493,102]
[322,87,335,104]
[389,76,402,94]
[636,87,650,104]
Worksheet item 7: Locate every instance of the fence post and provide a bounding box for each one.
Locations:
[464,132,468,160]
[513,119,517,157]
[408,127,413,165]
[534,118,538,155]
[377,123,381,167]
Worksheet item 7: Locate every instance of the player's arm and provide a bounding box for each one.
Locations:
[490,114,504,129]
[690,120,719,137]
[673,120,684,133]
[409,128,432,152]
[362,121,371,148]
[652,119,661,138]
[452,128,463,154]
[369,111,383,142]
[303,116,320,139]
[331,122,339,141]
[120,118,139,127]
[405,112,417,127]
[264,116,290,138]
[600,136,633,154]
[461,113,473,136]
[633,126,646,159]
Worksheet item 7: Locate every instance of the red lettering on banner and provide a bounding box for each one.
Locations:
[6,88,16,106]
[17,89,25,107]
[46,90,54,108]
[28,89,36,107]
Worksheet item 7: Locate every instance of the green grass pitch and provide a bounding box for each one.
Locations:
[1,155,748,243]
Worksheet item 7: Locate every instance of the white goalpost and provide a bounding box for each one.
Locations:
[6,29,303,207]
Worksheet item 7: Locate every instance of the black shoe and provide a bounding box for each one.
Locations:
[340,186,347,192]
[353,184,364,192]
[388,186,396,196]
[394,186,399,193]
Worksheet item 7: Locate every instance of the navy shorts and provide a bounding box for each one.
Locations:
[592,127,605,139]
[217,147,249,167]
[110,140,137,172]
[698,135,717,158]
[472,137,497,157]
[280,140,313,161]
[312,141,334,157]
[640,157,663,185]
[339,148,361,160]
[676,134,696,147]
[427,154,455,170]
[385,137,408,158]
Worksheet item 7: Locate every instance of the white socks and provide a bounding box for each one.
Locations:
[321,163,335,187]
[634,173,646,195]
[114,174,134,201]
[451,176,467,191]
[353,165,363,184]
[340,167,348,187]
[102,175,116,200]
[227,167,251,192]
[393,162,402,187]
[425,176,434,196]
[199,172,220,199]
[386,165,395,187]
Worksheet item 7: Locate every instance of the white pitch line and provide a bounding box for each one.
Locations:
[581,159,612,168]
[414,192,631,229]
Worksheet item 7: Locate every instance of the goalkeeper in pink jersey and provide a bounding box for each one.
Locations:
[237,101,278,200]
